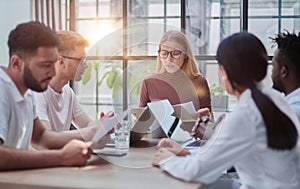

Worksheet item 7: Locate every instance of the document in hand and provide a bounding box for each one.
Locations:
[172,101,197,132]
[91,109,129,144]
[147,100,193,143]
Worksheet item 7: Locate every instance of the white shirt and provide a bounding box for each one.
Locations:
[286,87,300,182]
[34,85,84,131]
[286,87,300,121]
[0,68,36,149]
[160,88,300,189]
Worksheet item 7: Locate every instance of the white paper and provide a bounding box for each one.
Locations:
[147,100,176,135]
[147,100,192,142]
[174,101,196,114]
[91,109,129,143]
[172,101,196,122]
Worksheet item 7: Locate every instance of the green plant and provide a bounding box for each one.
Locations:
[101,65,147,97]
[82,60,156,114]
[210,83,228,110]
[97,63,123,98]
[81,61,101,116]
[210,83,226,96]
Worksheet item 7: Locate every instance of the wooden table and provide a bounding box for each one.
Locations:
[0,137,202,189]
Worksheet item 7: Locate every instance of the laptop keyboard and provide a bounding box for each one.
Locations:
[185,139,206,148]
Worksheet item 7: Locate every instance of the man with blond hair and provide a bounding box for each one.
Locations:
[34,31,107,132]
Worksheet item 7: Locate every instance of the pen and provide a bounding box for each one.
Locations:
[193,117,201,140]
[192,115,212,140]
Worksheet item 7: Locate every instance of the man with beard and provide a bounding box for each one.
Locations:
[0,21,109,170]
[271,31,300,120]
[34,31,100,132]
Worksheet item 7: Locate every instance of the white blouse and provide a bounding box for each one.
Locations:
[159,88,300,189]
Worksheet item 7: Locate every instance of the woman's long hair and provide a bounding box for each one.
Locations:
[157,30,201,79]
[216,32,298,150]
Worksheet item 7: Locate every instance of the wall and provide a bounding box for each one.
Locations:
[0,0,31,66]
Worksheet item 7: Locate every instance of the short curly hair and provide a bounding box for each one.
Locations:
[272,31,300,76]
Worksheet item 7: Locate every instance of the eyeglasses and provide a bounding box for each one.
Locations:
[62,55,86,63]
[158,50,182,59]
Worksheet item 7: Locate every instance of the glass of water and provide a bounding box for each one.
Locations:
[114,121,131,151]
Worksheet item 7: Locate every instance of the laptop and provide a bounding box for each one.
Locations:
[183,112,226,148]
[147,100,192,143]
[129,107,158,143]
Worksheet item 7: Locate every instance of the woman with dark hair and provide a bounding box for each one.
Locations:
[152,32,300,189]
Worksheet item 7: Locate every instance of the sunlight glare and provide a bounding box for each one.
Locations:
[86,21,114,47]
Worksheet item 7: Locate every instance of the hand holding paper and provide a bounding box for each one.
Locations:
[91,109,129,146]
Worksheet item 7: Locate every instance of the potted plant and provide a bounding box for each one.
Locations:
[210,84,228,111]
[82,60,155,114]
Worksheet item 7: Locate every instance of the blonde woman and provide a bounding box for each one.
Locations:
[139,30,211,113]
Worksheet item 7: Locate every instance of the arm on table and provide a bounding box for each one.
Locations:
[0,138,91,171]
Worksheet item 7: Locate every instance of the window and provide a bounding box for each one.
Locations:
[35,0,300,119]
